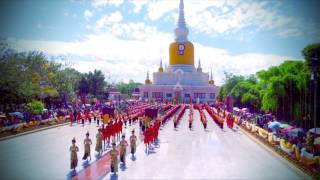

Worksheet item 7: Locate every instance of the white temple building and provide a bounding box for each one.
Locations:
[139,0,219,103]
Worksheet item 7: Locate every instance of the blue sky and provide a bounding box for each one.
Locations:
[1,0,319,85]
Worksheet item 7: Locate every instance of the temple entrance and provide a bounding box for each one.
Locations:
[174,91,182,103]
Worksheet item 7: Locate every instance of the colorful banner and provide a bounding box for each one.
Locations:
[75,95,78,108]
[225,96,233,112]
[63,94,67,108]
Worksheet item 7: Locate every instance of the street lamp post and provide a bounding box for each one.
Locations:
[311,54,319,133]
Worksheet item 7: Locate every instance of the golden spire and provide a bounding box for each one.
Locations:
[208,69,214,85]
[158,59,164,72]
[145,71,152,84]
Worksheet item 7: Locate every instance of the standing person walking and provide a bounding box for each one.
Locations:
[110,142,119,175]
[81,112,85,125]
[120,135,128,166]
[173,115,178,130]
[95,129,103,155]
[73,108,77,125]
[82,132,92,161]
[189,113,193,130]
[96,112,100,126]
[70,138,79,171]
[130,130,137,157]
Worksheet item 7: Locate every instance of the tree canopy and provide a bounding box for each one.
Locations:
[218,43,320,128]
[0,40,142,112]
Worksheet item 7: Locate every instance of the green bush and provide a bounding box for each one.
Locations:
[28,100,44,115]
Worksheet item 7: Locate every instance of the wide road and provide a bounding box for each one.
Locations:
[0,121,137,179]
[104,108,310,179]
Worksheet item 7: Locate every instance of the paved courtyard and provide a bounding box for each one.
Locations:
[0,109,310,179]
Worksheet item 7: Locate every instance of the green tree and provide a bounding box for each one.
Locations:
[54,68,81,100]
[302,43,320,70]
[87,69,106,98]
[116,80,142,95]
[28,100,44,115]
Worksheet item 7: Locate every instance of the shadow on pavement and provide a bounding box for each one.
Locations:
[110,173,118,180]
[82,160,90,168]
[120,163,127,171]
[130,155,136,161]
[66,169,77,180]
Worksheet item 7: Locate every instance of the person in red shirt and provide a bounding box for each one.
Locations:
[77,112,81,123]
[85,111,89,123]
[144,127,149,153]
[189,113,193,130]
[81,112,85,125]
[116,120,121,142]
[100,124,105,150]
[154,120,160,142]
[119,119,123,135]
[69,111,74,125]
[173,115,178,130]
[109,121,115,143]
[203,117,207,130]
[149,124,154,146]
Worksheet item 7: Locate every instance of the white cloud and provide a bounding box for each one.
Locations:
[9,0,299,85]
[141,0,307,38]
[95,11,169,40]
[195,42,291,84]
[84,10,93,21]
[276,28,302,38]
[92,0,124,8]
[130,0,148,14]
[13,31,291,85]
[96,11,123,29]
[146,1,177,21]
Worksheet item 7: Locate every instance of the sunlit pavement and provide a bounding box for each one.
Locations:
[0,110,310,180]
[104,109,310,180]
[0,121,136,179]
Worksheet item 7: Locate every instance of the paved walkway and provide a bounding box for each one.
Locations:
[0,121,112,179]
[0,109,310,179]
[103,109,309,179]
[72,123,140,180]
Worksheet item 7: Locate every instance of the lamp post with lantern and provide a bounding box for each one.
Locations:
[311,53,319,133]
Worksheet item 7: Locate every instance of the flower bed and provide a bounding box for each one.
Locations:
[0,118,68,139]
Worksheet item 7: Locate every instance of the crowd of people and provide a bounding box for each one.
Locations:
[69,116,141,173]
[68,102,175,175]
[213,104,320,173]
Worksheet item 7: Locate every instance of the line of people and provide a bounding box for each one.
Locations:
[69,128,138,173]
[100,119,124,150]
[173,104,187,130]
[69,104,176,174]
[110,130,138,174]
[194,104,208,130]
[143,119,161,153]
